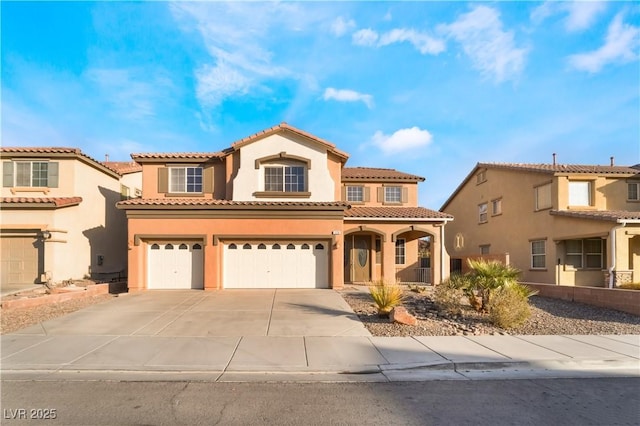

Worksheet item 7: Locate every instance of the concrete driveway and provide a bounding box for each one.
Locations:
[13,289,371,337]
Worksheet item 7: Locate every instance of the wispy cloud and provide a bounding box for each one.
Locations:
[323,88,373,109]
[531,1,607,32]
[439,5,527,83]
[353,27,444,55]
[372,127,433,153]
[568,13,639,73]
[331,16,356,37]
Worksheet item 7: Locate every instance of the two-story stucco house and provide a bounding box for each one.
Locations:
[441,161,640,287]
[1,148,140,289]
[118,123,452,291]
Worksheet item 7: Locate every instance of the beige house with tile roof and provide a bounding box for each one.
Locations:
[1,148,140,289]
[441,162,640,287]
[118,123,452,291]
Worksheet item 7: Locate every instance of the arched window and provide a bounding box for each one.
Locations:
[151,243,160,250]
[165,244,174,250]
[272,243,281,249]
[193,244,202,250]
[243,243,252,250]
[315,243,324,250]
[287,244,295,250]
[301,243,310,250]
[179,244,188,250]
[258,243,266,249]
[228,243,237,249]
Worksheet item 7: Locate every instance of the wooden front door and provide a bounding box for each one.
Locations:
[352,235,370,282]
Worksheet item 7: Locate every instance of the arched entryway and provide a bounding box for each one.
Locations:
[392,227,436,284]
[344,227,385,284]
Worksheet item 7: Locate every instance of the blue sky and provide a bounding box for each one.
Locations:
[2,1,639,208]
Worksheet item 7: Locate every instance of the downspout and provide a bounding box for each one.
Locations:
[440,223,446,285]
[608,221,627,288]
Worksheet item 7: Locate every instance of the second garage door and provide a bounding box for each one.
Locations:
[224,241,329,289]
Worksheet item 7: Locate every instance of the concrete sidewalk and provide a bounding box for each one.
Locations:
[2,333,638,382]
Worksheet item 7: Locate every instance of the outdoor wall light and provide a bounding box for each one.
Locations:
[41,230,52,240]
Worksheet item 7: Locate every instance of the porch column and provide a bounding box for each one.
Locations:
[383,238,397,284]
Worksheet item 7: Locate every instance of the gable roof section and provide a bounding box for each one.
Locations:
[0,147,120,179]
[231,122,350,161]
[342,167,425,182]
[441,162,640,211]
[550,210,640,223]
[1,197,83,209]
[345,206,452,222]
[102,161,142,175]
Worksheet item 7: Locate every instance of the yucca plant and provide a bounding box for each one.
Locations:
[369,280,405,317]
[466,259,521,312]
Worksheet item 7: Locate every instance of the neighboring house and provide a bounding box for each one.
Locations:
[0,148,133,288]
[103,161,143,200]
[117,123,452,291]
[441,161,640,287]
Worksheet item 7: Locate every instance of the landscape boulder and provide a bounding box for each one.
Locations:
[390,306,417,326]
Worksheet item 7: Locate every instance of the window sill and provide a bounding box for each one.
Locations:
[166,193,205,197]
[254,191,311,198]
[534,206,552,212]
[529,268,547,272]
[346,200,365,205]
[10,187,50,195]
[382,202,403,206]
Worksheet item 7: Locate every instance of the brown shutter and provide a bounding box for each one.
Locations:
[341,186,347,201]
[47,162,59,188]
[3,162,13,187]
[203,167,213,193]
[158,167,168,193]
[377,187,383,203]
[402,187,408,203]
[364,186,370,202]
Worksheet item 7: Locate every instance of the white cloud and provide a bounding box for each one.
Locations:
[568,13,640,73]
[195,62,251,107]
[531,1,607,32]
[331,16,356,37]
[439,6,527,82]
[323,88,373,109]
[371,127,433,153]
[352,28,379,46]
[378,28,445,55]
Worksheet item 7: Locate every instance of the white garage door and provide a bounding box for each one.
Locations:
[148,242,204,289]
[224,241,329,289]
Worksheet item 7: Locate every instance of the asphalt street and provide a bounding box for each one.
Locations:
[2,378,639,425]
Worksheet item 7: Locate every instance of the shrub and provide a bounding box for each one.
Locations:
[488,285,531,329]
[369,280,405,316]
[433,278,464,315]
[466,259,521,311]
[617,283,640,290]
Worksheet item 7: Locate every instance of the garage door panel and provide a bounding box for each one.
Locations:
[1,237,41,285]
[224,241,329,289]
[148,242,203,290]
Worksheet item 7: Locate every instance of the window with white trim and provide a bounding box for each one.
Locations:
[384,186,402,203]
[346,186,364,202]
[535,183,552,210]
[478,202,488,223]
[568,181,592,206]
[264,165,305,192]
[531,240,546,269]
[395,239,405,264]
[628,182,640,201]
[16,161,49,187]
[169,167,202,193]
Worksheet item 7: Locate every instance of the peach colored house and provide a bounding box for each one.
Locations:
[1,148,140,289]
[441,162,640,287]
[118,123,452,291]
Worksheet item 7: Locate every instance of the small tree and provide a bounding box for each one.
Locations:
[466,259,521,312]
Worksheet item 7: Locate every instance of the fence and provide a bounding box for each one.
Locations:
[396,267,431,284]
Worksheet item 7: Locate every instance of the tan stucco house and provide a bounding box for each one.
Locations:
[0,148,141,288]
[441,161,640,287]
[118,123,452,291]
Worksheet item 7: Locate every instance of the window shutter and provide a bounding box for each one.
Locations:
[364,187,370,202]
[47,162,59,188]
[402,187,408,203]
[341,186,347,201]
[2,162,13,187]
[203,167,213,193]
[158,167,169,193]
[377,187,383,202]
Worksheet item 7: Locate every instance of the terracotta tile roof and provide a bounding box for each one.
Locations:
[550,210,640,222]
[131,152,225,161]
[0,197,83,208]
[345,206,453,220]
[117,198,350,208]
[1,147,121,178]
[479,162,640,175]
[342,167,425,181]
[102,161,142,174]
[230,122,350,160]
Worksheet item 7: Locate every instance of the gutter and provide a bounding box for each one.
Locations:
[608,220,628,288]
[344,217,454,223]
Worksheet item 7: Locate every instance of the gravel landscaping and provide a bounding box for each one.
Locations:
[340,286,640,337]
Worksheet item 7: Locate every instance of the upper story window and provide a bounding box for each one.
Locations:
[628,182,640,201]
[476,169,487,184]
[491,198,502,216]
[568,181,592,206]
[346,185,364,202]
[3,161,58,188]
[478,202,488,223]
[265,165,305,192]
[535,183,552,211]
[170,167,202,193]
[384,186,402,203]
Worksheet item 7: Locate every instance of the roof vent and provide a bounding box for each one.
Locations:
[105,154,110,162]
[610,156,614,166]
[552,153,557,166]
